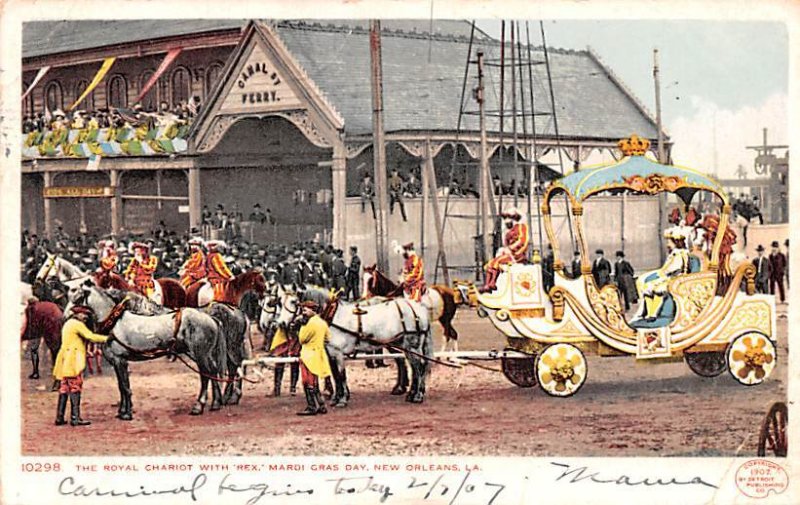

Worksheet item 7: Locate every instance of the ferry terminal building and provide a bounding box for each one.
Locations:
[21,19,670,274]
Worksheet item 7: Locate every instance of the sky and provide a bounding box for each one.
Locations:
[476,20,788,178]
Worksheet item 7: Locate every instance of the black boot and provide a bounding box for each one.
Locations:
[289,363,299,396]
[296,387,318,416]
[69,392,91,426]
[55,393,68,426]
[313,387,327,414]
[29,352,40,379]
[273,365,284,397]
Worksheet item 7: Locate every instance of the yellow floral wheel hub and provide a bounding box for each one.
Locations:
[727,332,776,386]
[536,343,587,397]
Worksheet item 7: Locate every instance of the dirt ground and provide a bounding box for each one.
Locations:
[21,305,787,457]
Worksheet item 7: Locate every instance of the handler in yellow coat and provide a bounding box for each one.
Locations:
[296,301,332,416]
[52,306,109,426]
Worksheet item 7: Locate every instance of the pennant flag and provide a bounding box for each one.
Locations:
[21,66,50,101]
[135,48,183,104]
[68,57,116,111]
[87,153,102,171]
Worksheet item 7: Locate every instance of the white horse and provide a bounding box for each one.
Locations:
[35,252,93,289]
[276,288,433,406]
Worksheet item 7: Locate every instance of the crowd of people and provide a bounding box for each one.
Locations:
[22,98,201,135]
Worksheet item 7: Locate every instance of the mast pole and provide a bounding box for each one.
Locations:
[370,20,390,272]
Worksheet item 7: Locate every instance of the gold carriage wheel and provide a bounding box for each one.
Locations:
[726,331,777,387]
[535,343,588,398]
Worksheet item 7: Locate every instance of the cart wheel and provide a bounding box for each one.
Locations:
[727,331,777,386]
[535,344,587,397]
[685,351,727,377]
[758,402,787,457]
[501,348,537,388]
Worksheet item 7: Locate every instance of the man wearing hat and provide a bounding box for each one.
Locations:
[752,245,771,294]
[52,306,109,426]
[635,227,690,320]
[398,242,426,302]
[180,237,207,289]
[346,246,362,301]
[569,250,582,280]
[331,249,348,294]
[205,240,234,302]
[97,239,118,278]
[613,250,638,311]
[296,301,331,416]
[480,207,529,293]
[768,240,786,303]
[591,249,612,288]
[124,241,159,302]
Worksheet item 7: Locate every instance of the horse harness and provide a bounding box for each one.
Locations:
[99,297,185,359]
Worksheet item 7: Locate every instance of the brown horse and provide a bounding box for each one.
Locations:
[94,271,186,309]
[21,300,63,387]
[185,270,268,308]
[362,264,459,352]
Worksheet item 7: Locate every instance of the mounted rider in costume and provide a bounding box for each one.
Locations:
[205,240,234,302]
[124,241,159,302]
[635,226,691,320]
[97,239,118,275]
[400,242,426,302]
[180,237,207,289]
[480,207,529,293]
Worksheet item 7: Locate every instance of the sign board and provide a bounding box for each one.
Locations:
[178,205,190,214]
[218,42,303,114]
[43,186,115,198]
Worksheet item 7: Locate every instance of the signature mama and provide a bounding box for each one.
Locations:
[550,462,719,489]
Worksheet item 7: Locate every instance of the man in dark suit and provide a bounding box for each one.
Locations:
[769,240,786,303]
[614,250,638,311]
[752,244,771,294]
[570,250,582,279]
[591,249,612,288]
[542,245,555,292]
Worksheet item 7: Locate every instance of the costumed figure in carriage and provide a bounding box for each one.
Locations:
[479,207,529,293]
[123,241,160,304]
[634,226,692,322]
[180,237,207,289]
[400,242,426,302]
[205,240,234,302]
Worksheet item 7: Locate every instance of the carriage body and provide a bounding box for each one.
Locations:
[458,136,779,396]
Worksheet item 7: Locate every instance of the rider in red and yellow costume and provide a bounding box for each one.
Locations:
[97,240,118,274]
[180,237,207,289]
[480,207,529,293]
[401,242,426,302]
[205,240,234,302]
[124,242,158,299]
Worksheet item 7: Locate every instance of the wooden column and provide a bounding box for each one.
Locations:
[188,166,202,230]
[110,169,121,236]
[43,171,53,240]
[331,141,347,249]
[420,156,428,255]
[424,139,450,286]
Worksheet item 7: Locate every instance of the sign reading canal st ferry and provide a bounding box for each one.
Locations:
[218,42,302,114]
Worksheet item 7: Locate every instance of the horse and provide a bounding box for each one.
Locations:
[68,283,227,419]
[276,288,433,406]
[21,300,63,387]
[362,264,459,352]
[94,269,186,309]
[94,287,252,407]
[185,270,267,308]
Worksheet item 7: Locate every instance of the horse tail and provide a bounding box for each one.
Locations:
[432,286,458,342]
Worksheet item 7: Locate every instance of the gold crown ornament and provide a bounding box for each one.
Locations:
[618,134,651,156]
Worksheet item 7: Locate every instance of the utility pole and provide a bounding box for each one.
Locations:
[370,20,390,272]
[476,51,492,265]
[653,48,665,163]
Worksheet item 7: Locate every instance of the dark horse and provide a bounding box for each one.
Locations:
[70,283,227,419]
[362,265,459,352]
[94,270,186,309]
[21,300,63,387]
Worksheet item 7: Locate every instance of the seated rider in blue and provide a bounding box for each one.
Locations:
[635,226,691,321]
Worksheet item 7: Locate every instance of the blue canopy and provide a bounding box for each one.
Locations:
[546,155,727,205]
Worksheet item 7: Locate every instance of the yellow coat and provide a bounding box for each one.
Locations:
[269,326,289,352]
[298,315,332,379]
[52,319,109,379]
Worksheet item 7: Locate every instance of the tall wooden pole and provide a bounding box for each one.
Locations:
[653,48,665,163]
[370,20,390,272]
[425,139,450,286]
[477,51,492,265]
